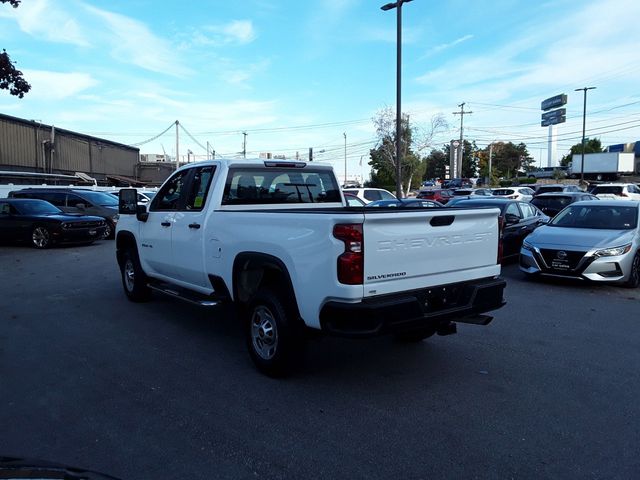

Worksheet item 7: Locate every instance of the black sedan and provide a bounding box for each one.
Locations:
[0,198,107,249]
[448,197,549,261]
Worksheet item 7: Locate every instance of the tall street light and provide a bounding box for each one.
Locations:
[381,0,413,199]
[575,86,596,184]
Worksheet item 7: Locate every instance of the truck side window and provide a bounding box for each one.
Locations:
[150,170,190,211]
[185,166,216,211]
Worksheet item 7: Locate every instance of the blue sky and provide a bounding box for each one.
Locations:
[1,0,639,180]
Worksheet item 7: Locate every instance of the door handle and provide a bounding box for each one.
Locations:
[188,223,201,229]
[161,221,171,227]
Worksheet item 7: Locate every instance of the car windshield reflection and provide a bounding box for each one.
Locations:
[550,205,637,230]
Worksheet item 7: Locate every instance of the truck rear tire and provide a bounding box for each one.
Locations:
[120,248,152,302]
[245,287,304,377]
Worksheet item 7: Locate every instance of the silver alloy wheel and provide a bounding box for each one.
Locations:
[124,258,135,292]
[250,306,279,360]
[103,223,112,239]
[32,227,50,248]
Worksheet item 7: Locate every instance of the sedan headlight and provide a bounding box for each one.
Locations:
[522,240,534,251]
[593,243,632,258]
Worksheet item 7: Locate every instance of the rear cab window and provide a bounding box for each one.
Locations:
[222,168,340,205]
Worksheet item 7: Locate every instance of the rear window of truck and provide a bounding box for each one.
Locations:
[222,168,341,205]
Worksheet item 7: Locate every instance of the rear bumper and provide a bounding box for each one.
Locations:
[319,277,506,338]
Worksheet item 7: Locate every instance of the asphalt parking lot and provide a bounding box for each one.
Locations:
[1,241,639,479]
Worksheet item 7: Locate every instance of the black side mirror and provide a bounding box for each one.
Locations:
[504,213,520,225]
[119,188,138,215]
[76,203,86,210]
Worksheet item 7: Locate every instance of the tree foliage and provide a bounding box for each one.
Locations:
[480,141,534,179]
[368,107,447,196]
[560,138,602,166]
[1,0,31,98]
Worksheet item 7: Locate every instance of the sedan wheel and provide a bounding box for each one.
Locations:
[624,252,640,288]
[31,226,51,249]
[102,223,113,239]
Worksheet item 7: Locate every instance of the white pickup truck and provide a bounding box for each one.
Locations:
[116,159,505,376]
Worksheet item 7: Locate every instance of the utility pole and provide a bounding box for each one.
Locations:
[488,142,493,186]
[343,132,347,186]
[175,120,179,170]
[453,102,472,178]
[242,132,247,159]
[574,86,596,184]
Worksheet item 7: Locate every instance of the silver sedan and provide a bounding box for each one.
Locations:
[519,200,640,287]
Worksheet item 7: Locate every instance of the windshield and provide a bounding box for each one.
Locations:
[532,196,572,210]
[14,200,63,215]
[550,205,638,229]
[591,186,622,195]
[492,189,514,196]
[78,191,119,206]
[536,186,563,194]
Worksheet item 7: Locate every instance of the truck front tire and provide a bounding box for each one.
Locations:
[245,288,304,377]
[120,248,151,302]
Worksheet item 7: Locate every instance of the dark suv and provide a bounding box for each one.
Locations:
[531,192,598,217]
[9,188,120,238]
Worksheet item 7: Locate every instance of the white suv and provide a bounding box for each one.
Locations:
[591,183,640,201]
[491,186,535,202]
[342,188,397,204]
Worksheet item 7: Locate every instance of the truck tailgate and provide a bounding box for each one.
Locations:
[362,208,501,297]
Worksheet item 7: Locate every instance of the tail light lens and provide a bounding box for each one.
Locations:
[333,223,364,284]
[497,216,504,264]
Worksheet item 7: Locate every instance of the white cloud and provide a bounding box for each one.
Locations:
[0,0,90,46]
[191,20,257,47]
[83,4,189,76]
[423,35,474,58]
[21,70,97,100]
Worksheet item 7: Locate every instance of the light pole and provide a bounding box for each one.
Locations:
[381,0,413,199]
[575,86,596,184]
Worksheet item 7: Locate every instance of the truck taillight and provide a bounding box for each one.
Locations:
[333,223,364,285]
[497,216,504,264]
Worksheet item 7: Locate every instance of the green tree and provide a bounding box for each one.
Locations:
[481,142,534,179]
[560,138,602,167]
[1,0,30,98]
[423,149,447,181]
[368,107,447,196]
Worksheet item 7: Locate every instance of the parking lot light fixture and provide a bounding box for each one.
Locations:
[381,0,413,199]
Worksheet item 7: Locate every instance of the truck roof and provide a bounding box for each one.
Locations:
[176,158,335,172]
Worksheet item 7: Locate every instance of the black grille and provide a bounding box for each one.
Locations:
[540,249,586,270]
[65,221,103,229]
